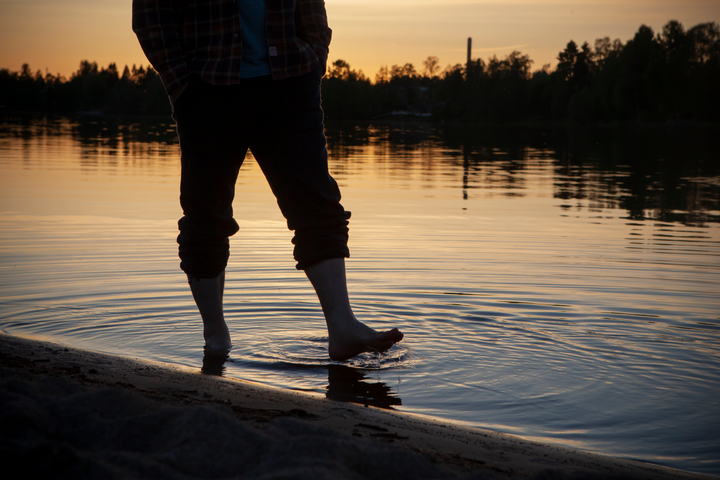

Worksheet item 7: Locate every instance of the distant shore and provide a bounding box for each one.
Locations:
[0,333,711,480]
[3,109,720,130]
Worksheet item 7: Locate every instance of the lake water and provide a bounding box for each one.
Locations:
[1,114,719,476]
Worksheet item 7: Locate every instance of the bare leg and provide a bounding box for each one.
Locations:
[188,271,232,352]
[305,258,403,361]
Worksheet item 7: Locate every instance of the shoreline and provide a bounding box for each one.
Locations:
[4,110,720,129]
[0,333,712,479]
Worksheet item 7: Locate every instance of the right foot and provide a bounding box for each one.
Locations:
[328,321,403,361]
[303,258,404,361]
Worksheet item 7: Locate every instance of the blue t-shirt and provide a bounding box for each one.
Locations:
[238,0,271,78]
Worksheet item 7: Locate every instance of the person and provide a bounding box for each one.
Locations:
[132,0,403,361]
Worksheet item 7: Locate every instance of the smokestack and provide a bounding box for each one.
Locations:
[467,37,472,71]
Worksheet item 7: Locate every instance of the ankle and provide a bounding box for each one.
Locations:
[188,271,231,348]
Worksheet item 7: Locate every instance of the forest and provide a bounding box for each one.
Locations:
[0,20,718,124]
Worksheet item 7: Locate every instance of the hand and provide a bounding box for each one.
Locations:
[312,46,328,77]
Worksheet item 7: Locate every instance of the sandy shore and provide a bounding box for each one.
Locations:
[0,333,710,480]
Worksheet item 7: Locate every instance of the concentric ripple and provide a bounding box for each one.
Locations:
[256,334,411,369]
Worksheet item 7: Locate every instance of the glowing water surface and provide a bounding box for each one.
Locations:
[1,115,719,475]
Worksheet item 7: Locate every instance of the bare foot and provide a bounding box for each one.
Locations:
[203,324,232,352]
[328,319,403,362]
[188,273,232,352]
[303,258,404,361]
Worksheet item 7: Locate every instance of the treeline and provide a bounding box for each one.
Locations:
[1,20,718,123]
[0,61,169,115]
[321,20,720,123]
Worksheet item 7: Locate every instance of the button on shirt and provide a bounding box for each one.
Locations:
[132,0,331,95]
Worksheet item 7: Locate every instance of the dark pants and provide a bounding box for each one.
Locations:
[172,69,350,279]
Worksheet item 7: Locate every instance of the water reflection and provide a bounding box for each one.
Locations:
[1,113,719,475]
[201,349,230,376]
[0,114,179,173]
[325,364,401,409]
[324,122,720,226]
[3,114,718,226]
[201,351,402,410]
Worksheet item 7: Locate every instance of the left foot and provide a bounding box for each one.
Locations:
[188,273,232,351]
[203,325,232,352]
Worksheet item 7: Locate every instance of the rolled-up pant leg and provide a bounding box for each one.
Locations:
[173,78,247,279]
[249,69,350,270]
[174,69,350,277]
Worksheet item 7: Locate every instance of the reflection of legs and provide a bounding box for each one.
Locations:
[305,258,403,361]
[188,271,231,351]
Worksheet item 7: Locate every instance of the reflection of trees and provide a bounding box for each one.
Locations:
[3,113,179,172]
[550,127,720,226]
[325,122,720,226]
[4,113,717,226]
[74,117,178,171]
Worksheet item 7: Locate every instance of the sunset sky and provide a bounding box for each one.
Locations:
[0,0,718,81]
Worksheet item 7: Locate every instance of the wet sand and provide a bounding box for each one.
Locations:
[0,333,711,480]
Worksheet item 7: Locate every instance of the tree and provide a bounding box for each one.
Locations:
[423,56,441,78]
[687,22,720,120]
[375,65,389,84]
[321,60,376,119]
[656,20,695,119]
[327,59,348,79]
[688,22,720,64]
[556,41,579,82]
[390,63,417,79]
[555,41,592,90]
[615,24,658,120]
[593,37,624,68]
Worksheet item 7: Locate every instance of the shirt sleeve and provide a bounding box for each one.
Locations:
[132,0,191,95]
[294,0,332,62]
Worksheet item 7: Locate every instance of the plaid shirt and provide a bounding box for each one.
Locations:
[132,0,331,95]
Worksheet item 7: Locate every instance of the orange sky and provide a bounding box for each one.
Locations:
[0,0,718,81]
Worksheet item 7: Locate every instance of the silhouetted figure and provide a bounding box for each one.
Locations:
[132,0,403,361]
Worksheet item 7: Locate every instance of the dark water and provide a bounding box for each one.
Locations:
[1,114,719,475]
